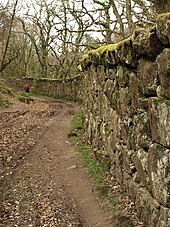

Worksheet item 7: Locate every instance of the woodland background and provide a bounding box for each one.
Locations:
[0,0,169,79]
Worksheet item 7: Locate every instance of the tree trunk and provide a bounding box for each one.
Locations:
[0,0,19,73]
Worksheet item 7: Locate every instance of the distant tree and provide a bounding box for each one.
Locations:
[0,0,19,73]
[19,0,58,77]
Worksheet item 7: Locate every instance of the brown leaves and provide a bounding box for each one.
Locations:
[0,100,84,227]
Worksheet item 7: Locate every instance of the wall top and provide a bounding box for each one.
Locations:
[79,13,170,71]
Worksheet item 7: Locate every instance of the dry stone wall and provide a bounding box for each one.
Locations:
[10,76,83,102]
[81,13,170,227]
[31,77,83,102]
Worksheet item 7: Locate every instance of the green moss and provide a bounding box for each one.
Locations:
[132,28,144,37]
[132,28,149,44]
[79,36,133,70]
[125,91,132,106]
[80,44,117,63]
[69,110,126,222]
[79,33,136,71]
[79,54,89,63]
[157,12,170,20]
[88,49,101,62]
[33,74,82,82]
[163,48,170,60]
[96,45,109,55]
[132,26,155,39]
[107,43,118,51]
[152,98,166,105]
[149,25,156,32]
[41,77,63,81]
[69,109,108,193]
[90,44,117,55]
[68,108,84,137]
[116,36,131,49]
[96,44,117,55]
[87,44,118,64]
[38,77,63,82]
[156,144,165,153]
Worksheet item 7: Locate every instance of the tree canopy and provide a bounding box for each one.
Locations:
[0,0,169,78]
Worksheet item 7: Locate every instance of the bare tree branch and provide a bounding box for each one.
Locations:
[0,0,19,73]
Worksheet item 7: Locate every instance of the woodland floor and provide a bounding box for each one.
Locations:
[0,96,142,227]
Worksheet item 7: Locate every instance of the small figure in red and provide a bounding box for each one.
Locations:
[23,83,29,93]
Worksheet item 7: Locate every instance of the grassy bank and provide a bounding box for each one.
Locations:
[68,108,121,216]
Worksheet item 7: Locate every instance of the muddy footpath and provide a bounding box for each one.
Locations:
[0,97,140,227]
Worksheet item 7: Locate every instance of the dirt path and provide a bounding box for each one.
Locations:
[0,98,114,227]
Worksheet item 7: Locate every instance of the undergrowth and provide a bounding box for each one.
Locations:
[68,108,120,217]
[17,91,33,103]
[0,81,34,106]
[0,82,13,107]
[0,95,11,108]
